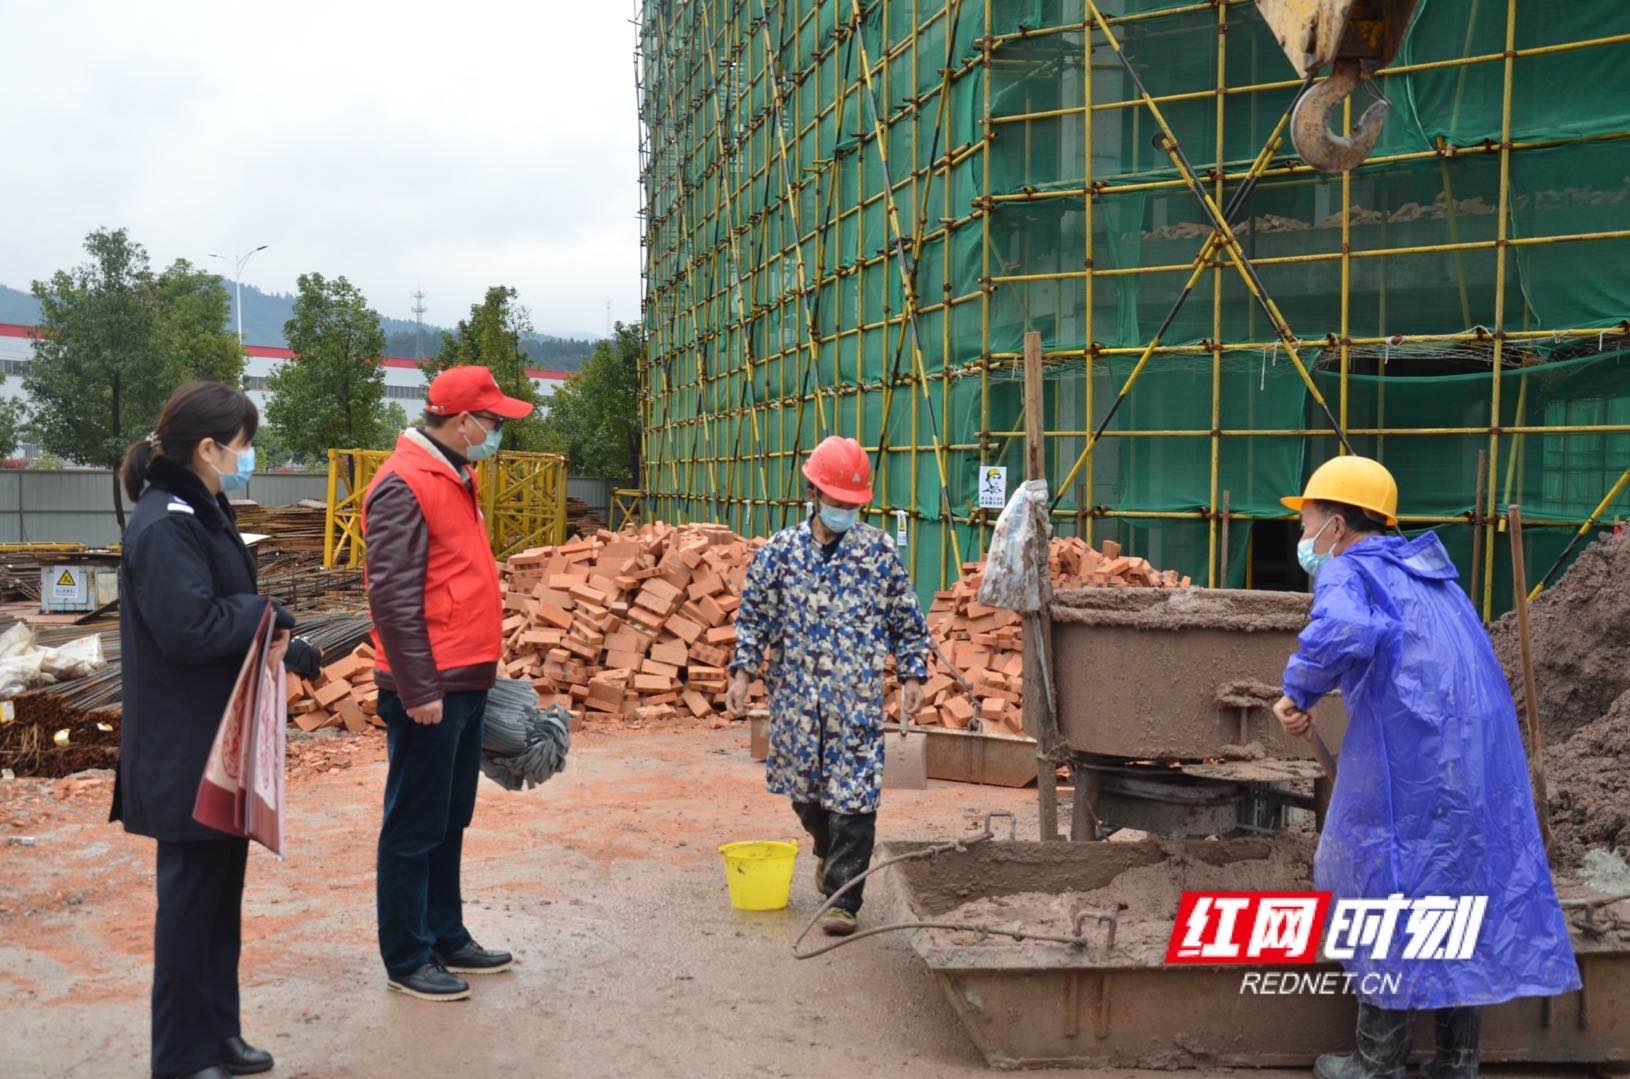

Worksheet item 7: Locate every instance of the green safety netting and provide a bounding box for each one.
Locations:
[639,0,1630,613]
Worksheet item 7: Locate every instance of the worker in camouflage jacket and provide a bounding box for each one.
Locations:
[726,436,930,936]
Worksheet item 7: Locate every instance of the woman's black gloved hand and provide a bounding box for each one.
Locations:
[283,636,321,680]
[272,601,296,632]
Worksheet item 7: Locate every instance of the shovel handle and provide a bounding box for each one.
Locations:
[1307,722,1337,780]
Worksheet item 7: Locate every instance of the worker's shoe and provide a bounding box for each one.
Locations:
[219,1036,274,1075]
[815,857,830,897]
[820,908,858,937]
[433,939,513,975]
[1419,1006,1480,1078]
[387,959,471,1001]
[1314,1055,1404,1079]
[1314,1003,1410,1079]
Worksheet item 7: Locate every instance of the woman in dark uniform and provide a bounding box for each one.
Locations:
[111,381,319,1079]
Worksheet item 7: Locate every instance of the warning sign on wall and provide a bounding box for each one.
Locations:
[49,567,87,605]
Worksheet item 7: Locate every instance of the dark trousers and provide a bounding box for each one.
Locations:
[377,689,487,978]
[153,836,248,1076]
[792,802,877,914]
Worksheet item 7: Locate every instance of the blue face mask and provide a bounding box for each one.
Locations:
[1296,518,1335,579]
[465,417,503,461]
[818,502,859,533]
[214,444,255,491]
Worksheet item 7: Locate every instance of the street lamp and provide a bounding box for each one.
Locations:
[209,244,269,346]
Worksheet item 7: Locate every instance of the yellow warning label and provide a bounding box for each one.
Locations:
[55,570,76,588]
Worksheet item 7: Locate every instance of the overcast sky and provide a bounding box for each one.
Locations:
[0,0,642,338]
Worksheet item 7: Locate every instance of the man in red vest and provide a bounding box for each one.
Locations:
[363,365,533,1001]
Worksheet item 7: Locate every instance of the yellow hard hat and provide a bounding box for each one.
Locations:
[1282,455,1399,526]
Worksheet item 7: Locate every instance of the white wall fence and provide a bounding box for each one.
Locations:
[0,471,618,547]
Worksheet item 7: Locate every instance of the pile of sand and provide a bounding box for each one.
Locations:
[1544,687,1630,872]
[1490,531,1630,745]
[1486,531,1630,872]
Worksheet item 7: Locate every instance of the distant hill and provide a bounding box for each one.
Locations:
[0,280,598,373]
[0,283,39,324]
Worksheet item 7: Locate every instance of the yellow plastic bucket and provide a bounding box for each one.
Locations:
[718,840,798,911]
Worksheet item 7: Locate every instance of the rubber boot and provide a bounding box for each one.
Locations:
[1314,1003,1411,1079]
[1419,1007,1480,1079]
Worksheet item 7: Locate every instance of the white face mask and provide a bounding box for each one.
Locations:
[462,415,502,461]
[1297,517,1336,579]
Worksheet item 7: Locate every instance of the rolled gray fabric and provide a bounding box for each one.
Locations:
[480,676,572,791]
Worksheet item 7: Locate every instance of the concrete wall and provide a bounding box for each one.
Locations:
[0,470,623,547]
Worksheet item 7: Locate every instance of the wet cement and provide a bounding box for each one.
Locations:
[1050,587,1312,633]
[920,835,1318,965]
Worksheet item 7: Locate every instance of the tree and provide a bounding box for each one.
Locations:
[27,228,242,528]
[0,399,25,461]
[264,273,396,461]
[382,402,410,437]
[424,286,545,450]
[537,322,641,481]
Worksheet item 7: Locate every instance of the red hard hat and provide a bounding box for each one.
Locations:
[802,436,873,503]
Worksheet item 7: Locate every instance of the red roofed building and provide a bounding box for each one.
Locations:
[0,322,573,457]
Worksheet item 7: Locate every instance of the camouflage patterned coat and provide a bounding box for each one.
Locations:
[731,518,930,814]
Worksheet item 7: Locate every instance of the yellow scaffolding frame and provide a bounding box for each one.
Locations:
[637,0,1630,616]
[479,451,569,559]
[323,448,568,567]
[611,487,645,531]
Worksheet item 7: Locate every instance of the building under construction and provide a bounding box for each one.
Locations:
[636,0,1630,616]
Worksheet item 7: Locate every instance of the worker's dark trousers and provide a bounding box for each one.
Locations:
[791,802,877,913]
[1339,1002,1481,1077]
[152,836,248,1077]
[377,689,487,978]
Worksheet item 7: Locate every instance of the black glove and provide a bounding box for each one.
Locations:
[284,636,321,680]
[272,601,296,632]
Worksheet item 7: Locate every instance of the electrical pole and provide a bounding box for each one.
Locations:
[209,244,270,346]
[412,289,429,360]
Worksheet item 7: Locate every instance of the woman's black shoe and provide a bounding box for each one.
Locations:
[220,1037,273,1075]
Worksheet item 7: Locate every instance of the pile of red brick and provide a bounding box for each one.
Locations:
[909,537,1191,736]
[286,645,382,734]
[280,529,1189,738]
[500,523,769,725]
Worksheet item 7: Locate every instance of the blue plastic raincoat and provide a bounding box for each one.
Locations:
[1282,531,1580,1010]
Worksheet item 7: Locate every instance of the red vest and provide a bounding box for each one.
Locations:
[362,431,503,674]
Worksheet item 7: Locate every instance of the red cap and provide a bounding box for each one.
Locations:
[425,365,535,419]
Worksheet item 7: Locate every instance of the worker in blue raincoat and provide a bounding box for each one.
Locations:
[726,436,931,937]
[1273,455,1580,1079]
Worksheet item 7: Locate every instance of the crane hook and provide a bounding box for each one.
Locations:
[1291,59,1390,173]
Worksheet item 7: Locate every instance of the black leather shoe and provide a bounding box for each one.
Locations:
[387,960,471,1001]
[220,1037,273,1076]
[434,939,513,974]
[160,1067,231,1079]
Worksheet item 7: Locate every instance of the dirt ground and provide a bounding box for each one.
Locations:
[0,729,1604,1078]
